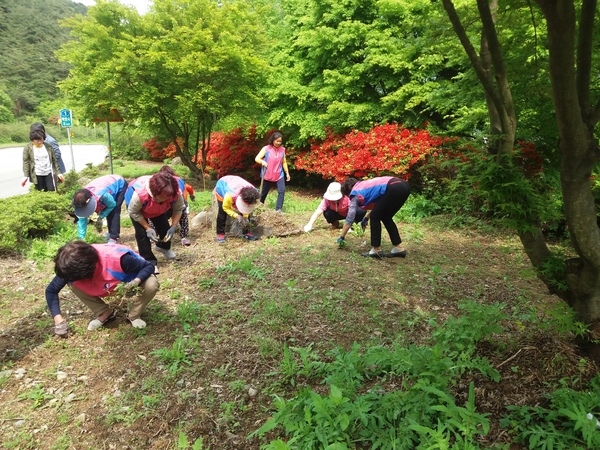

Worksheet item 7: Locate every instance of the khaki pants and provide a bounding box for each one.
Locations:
[69,276,159,320]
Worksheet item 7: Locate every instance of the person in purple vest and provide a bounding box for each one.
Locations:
[339,176,411,258]
[125,171,184,266]
[72,174,127,244]
[255,131,290,212]
[213,175,260,243]
[46,241,159,337]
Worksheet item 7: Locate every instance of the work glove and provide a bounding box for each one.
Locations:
[190,194,196,202]
[303,224,312,233]
[360,217,369,231]
[54,320,69,338]
[164,226,177,242]
[336,236,346,248]
[95,218,103,232]
[146,228,158,242]
[239,217,249,229]
[123,280,140,298]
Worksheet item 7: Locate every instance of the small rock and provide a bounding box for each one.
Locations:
[75,413,86,422]
[56,371,68,381]
[137,355,146,361]
[14,420,25,427]
[77,376,89,382]
[248,387,258,398]
[64,393,76,403]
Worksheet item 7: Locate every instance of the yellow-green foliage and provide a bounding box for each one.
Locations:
[0,191,70,253]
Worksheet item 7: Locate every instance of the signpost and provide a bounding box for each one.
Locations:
[59,108,76,171]
[93,107,124,174]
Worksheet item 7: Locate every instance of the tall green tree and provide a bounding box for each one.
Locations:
[57,0,268,179]
[265,0,489,145]
[441,0,600,323]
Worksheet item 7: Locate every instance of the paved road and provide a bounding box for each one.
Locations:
[0,144,108,199]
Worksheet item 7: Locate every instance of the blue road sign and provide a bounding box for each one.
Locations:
[59,109,72,127]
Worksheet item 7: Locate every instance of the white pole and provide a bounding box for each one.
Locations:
[67,126,75,172]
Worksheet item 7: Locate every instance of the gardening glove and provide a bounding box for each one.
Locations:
[240,217,250,229]
[123,280,140,298]
[336,236,346,248]
[146,228,159,242]
[21,178,28,187]
[360,217,369,230]
[303,224,312,233]
[190,194,196,202]
[95,218,103,232]
[163,226,177,242]
[54,320,69,338]
[58,174,65,183]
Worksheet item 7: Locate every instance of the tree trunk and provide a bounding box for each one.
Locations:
[534,0,600,322]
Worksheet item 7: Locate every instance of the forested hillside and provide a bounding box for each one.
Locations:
[0,0,86,116]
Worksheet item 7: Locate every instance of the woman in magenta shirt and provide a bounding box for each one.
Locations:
[255,131,290,212]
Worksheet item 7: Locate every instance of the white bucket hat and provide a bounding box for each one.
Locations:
[235,196,256,215]
[323,182,343,201]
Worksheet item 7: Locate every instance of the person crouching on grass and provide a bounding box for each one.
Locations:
[213,175,260,243]
[303,182,368,232]
[46,241,159,337]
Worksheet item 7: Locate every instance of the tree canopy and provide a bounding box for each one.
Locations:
[57,0,270,177]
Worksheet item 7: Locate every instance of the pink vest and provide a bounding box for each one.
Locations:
[71,244,137,297]
[214,175,255,202]
[131,176,178,219]
[262,145,286,182]
[86,175,125,214]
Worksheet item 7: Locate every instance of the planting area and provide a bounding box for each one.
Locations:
[0,191,598,449]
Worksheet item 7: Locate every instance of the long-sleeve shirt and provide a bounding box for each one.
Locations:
[127,190,184,222]
[45,134,66,174]
[45,252,154,318]
[77,192,117,239]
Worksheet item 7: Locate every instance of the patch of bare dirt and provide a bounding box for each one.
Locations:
[1,196,598,449]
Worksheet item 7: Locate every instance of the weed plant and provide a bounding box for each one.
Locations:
[252,301,504,449]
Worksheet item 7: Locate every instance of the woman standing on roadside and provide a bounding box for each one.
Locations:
[255,131,290,212]
[22,129,63,191]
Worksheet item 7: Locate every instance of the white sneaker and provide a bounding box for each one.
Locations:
[154,247,176,260]
[128,317,147,329]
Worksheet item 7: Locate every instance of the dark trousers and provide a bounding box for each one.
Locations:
[132,213,172,265]
[260,178,286,211]
[106,186,126,240]
[369,178,411,248]
[216,201,249,235]
[323,208,367,224]
[35,174,56,192]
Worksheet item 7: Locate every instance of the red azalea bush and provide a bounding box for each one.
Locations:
[294,124,446,182]
[206,125,275,181]
[142,138,173,161]
[515,140,543,179]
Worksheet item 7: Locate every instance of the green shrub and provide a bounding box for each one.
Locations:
[0,191,71,254]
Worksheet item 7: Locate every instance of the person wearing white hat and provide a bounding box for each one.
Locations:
[72,174,127,244]
[303,182,368,232]
[213,175,260,243]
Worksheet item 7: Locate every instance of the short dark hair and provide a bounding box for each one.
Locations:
[72,188,92,208]
[29,129,45,142]
[341,177,359,196]
[268,131,283,145]
[54,241,98,281]
[240,186,259,204]
[30,123,47,139]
